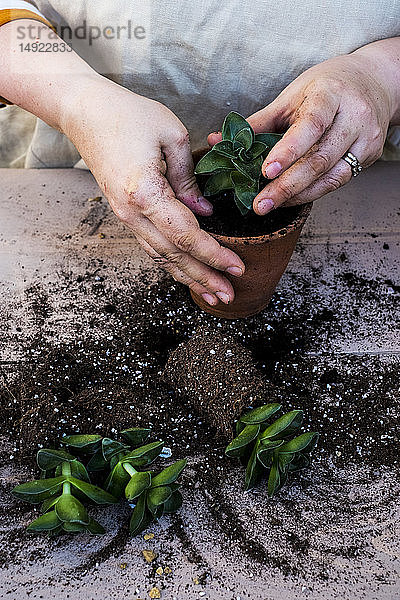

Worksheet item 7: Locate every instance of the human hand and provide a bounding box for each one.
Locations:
[65,76,245,306]
[208,41,400,215]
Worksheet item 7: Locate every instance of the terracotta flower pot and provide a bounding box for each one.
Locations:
[190,148,312,319]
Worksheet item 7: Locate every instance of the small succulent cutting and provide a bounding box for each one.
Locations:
[195,112,282,215]
[225,404,319,496]
[12,427,187,537]
[12,448,117,535]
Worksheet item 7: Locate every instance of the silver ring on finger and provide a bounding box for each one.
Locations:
[341,151,363,177]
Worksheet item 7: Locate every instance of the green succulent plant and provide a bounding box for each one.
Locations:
[12,428,187,537]
[225,404,319,496]
[63,428,187,536]
[195,112,282,215]
[119,458,187,536]
[12,448,117,535]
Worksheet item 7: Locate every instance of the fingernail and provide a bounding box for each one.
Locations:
[202,293,217,306]
[216,291,230,304]
[257,198,275,215]
[264,161,282,179]
[226,266,243,277]
[197,196,213,214]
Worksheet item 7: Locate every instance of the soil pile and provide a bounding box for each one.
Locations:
[0,273,398,470]
[163,329,271,437]
[197,191,302,237]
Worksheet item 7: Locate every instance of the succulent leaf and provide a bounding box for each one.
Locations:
[257,440,285,469]
[288,453,311,472]
[260,410,303,440]
[151,459,187,487]
[147,486,172,513]
[37,449,76,471]
[240,403,282,425]
[235,196,252,216]
[129,494,148,535]
[27,510,61,532]
[231,172,259,212]
[55,494,89,525]
[255,132,283,148]
[163,490,183,513]
[277,452,294,472]
[222,111,251,141]
[120,427,152,447]
[12,476,65,504]
[234,126,254,151]
[235,419,246,436]
[121,441,164,467]
[41,496,60,513]
[232,155,263,182]
[86,450,108,472]
[225,424,260,458]
[68,476,118,505]
[245,440,264,490]
[267,461,280,497]
[61,434,102,452]
[212,140,236,158]
[195,150,234,174]
[104,462,131,499]
[55,459,91,483]
[62,521,86,533]
[246,141,268,160]
[102,438,129,462]
[279,432,319,454]
[86,517,106,535]
[125,472,152,501]
[204,172,234,196]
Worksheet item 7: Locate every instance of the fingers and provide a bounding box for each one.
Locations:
[246,99,287,133]
[282,139,373,206]
[138,174,245,277]
[134,221,235,305]
[261,93,340,180]
[253,112,357,214]
[282,159,353,206]
[118,165,245,303]
[207,130,222,147]
[162,128,213,216]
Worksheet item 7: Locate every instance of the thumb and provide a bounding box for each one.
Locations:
[246,100,285,133]
[163,132,213,216]
[207,130,222,147]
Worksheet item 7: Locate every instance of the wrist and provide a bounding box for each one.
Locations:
[59,71,105,138]
[0,19,103,131]
[353,39,400,124]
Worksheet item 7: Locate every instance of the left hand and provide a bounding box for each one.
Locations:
[208,49,398,215]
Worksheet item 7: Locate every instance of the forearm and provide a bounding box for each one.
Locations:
[0,19,99,132]
[352,37,400,125]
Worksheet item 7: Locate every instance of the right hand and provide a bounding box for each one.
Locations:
[64,75,245,306]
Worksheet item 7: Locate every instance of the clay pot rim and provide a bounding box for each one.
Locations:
[193,147,312,245]
[206,202,312,245]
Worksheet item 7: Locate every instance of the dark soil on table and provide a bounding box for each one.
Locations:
[0,265,399,583]
[0,272,398,475]
[197,188,302,237]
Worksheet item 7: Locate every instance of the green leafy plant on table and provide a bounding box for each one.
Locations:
[225,404,319,496]
[12,448,116,535]
[12,427,187,537]
[195,111,282,215]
